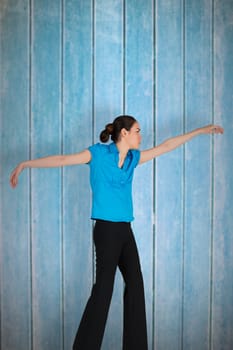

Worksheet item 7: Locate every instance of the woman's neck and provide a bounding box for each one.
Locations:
[116,141,129,168]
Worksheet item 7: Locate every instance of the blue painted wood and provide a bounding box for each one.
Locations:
[0,2,31,350]
[31,1,63,349]
[63,1,93,349]
[155,0,184,349]
[125,0,154,347]
[1,0,233,349]
[212,0,233,349]
[94,1,124,348]
[183,1,213,349]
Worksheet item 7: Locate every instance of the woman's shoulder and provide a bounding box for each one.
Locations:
[89,142,109,152]
[88,143,111,161]
[129,149,140,167]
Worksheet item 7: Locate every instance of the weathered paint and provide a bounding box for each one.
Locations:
[212,1,233,349]
[62,1,93,349]
[0,1,31,349]
[183,0,213,349]
[0,0,232,349]
[155,0,184,347]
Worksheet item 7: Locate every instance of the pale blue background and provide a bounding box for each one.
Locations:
[0,0,232,349]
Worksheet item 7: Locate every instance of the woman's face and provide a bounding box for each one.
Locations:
[127,122,142,149]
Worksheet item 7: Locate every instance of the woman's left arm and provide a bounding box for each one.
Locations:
[139,124,224,164]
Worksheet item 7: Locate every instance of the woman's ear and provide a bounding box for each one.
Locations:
[121,128,128,137]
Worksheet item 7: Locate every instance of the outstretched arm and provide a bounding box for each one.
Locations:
[10,149,91,188]
[139,124,224,164]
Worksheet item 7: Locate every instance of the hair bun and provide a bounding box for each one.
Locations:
[105,123,113,134]
[100,123,113,143]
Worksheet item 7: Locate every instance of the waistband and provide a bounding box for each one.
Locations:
[95,219,131,226]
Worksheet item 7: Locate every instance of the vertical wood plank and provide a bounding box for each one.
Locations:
[31,1,62,349]
[1,1,233,349]
[155,0,184,348]
[63,0,93,349]
[94,0,124,348]
[0,1,31,349]
[212,0,233,348]
[125,0,154,347]
[183,0,213,349]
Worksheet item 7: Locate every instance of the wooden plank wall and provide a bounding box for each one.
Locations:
[0,0,232,349]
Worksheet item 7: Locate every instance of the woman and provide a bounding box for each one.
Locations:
[10,115,223,350]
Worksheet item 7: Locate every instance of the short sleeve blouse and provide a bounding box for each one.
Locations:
[88,142,140,222]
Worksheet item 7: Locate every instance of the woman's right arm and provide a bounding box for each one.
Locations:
[10,149,91,188]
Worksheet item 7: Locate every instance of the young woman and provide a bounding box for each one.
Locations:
[10,115,223,350]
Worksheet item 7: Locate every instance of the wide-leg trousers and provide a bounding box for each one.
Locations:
[73,220,148,350]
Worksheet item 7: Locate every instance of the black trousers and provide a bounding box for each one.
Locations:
[73,220,148,350]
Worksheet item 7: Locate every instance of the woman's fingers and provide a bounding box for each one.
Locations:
[10,171,17,188]
[202,124,224,134]
[10,166,20,188]
[211,125,224,134]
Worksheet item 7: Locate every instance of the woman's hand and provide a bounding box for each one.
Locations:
[9,149,91,188]
[199,124,224,135]
[139,123,224,164]
[10,163,25,188]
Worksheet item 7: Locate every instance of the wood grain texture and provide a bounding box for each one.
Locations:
[212,0,233,349]
[0,0,232,349]
[62,0,93,349]
[0,1,31,349]
[31,1,63,349]
[155,0,184,348]
[183,0,213,349]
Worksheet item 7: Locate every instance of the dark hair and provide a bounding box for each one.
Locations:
[100,115,137,143]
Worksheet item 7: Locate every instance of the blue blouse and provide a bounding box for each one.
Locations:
[88,142,140,222]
